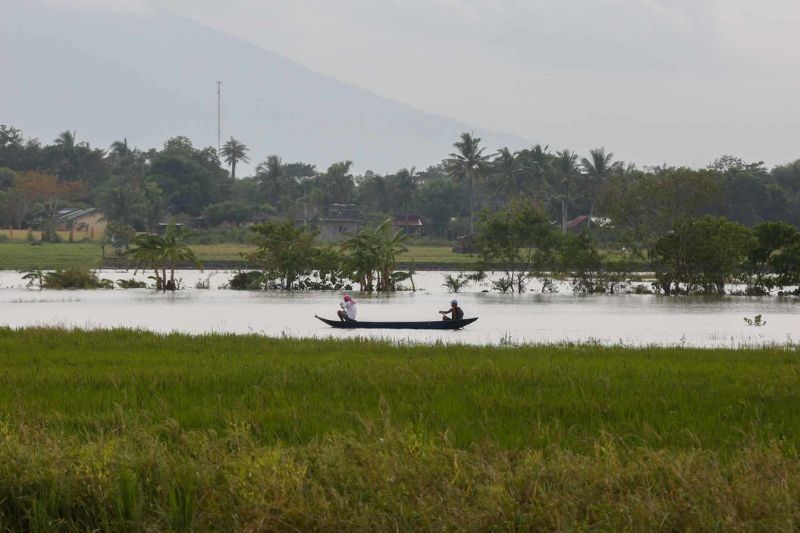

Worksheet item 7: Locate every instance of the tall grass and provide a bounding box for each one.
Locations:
[0,328,797,529]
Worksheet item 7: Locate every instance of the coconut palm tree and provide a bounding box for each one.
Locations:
[220,137,250,179]
[109,138,132,157]
[492,147,522,202]
[580,148,620,231]
[256,155,293,205]
[555,150,579,233]
[388,167,417,213]
[445,133,492,233]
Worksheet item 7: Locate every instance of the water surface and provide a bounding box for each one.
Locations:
[0,270,797,347]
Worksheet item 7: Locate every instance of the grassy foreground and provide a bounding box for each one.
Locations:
[0,329,798,530]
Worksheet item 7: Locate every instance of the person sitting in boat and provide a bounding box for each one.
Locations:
[337,294,358,322]
[439,299,464,321]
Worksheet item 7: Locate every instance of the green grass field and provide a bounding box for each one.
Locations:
[0,328,797,529]
[0,241,473,269]
[0,242,103,270]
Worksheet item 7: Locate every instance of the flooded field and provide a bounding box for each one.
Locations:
[0,270,797,347]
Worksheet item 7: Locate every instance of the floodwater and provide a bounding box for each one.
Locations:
[0,270,797,348]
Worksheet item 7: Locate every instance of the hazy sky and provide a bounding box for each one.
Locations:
[42,0,800,167]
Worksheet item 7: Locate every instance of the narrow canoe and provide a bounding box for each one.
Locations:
[315,315,478,330]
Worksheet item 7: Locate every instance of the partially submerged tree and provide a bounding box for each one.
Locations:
[476,200,559,294]
[341,218,409,291]
[125,221,202,291]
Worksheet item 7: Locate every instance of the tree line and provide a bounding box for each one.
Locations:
[1,125,799,241]
[474,201,800,296]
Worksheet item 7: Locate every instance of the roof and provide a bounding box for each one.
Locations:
[566,215,590,230]
[56,208,99,222]
[393,215,423,226]
[566,215,613,230]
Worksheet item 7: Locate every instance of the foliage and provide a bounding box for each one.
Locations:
[476,200,559,293]
[560,232,604,293]
[742,221,800,294]
[115,278,147,289]
[445,133,492,233]
[247,220,320,289]
[340,218,409,291]
[20,268,43,289]
[650,216,755,294]
[41,267,113,289]
[226,270,267,290]
[125,221,202,291]
[219,137,249,179]
[442,272,471,293]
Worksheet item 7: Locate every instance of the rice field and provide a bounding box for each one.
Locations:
[0,328,798,529]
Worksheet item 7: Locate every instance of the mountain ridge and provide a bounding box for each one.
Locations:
[0,0,529,174]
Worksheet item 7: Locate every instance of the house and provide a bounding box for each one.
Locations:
[295,204,362,242]
[318,204,361,241]
[392,215,424,236]
[565,215,613,232]
[56,208,107,240]
[156,222,185,235]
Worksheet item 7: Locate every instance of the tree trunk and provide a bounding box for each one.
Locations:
[468,174,474,234]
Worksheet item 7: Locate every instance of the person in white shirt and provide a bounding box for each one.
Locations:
[337,294,357,322]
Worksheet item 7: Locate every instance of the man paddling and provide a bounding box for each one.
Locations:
[439,299,464,321]
[337,294,358,322]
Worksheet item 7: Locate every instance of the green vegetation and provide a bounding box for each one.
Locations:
[0,328,798,529]
[126,222,202,291]
[0,242,101,270]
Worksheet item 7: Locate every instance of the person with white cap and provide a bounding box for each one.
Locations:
[439,299,464,321]
[337,294,358,322]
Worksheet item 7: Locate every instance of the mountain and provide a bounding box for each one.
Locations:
[0,0,528,174]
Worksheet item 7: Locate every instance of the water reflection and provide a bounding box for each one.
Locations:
[0,270,797,348]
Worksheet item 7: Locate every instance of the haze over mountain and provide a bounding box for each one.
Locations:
[0,0,527,174]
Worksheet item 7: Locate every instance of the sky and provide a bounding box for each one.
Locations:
[37,0,800,167]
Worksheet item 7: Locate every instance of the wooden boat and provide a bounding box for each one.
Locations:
[315,315,478,330]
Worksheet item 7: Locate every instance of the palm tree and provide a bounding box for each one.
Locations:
[256,155,291,205]
[492,147,522,202]
[445,133,492,233]
[220,137,250,179]
[126,222,202,291]
[580,147,617,220]
[555,150,579,233]
[54,130,80,151]
[161,222,202,290]
[126,233,166,289]
[389,167,417,213]
[526,144,551,201]
[109,138,132,157]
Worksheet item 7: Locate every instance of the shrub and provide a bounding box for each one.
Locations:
[226,271,266,290]
[42,268,113,289]
[116,278,147,289]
